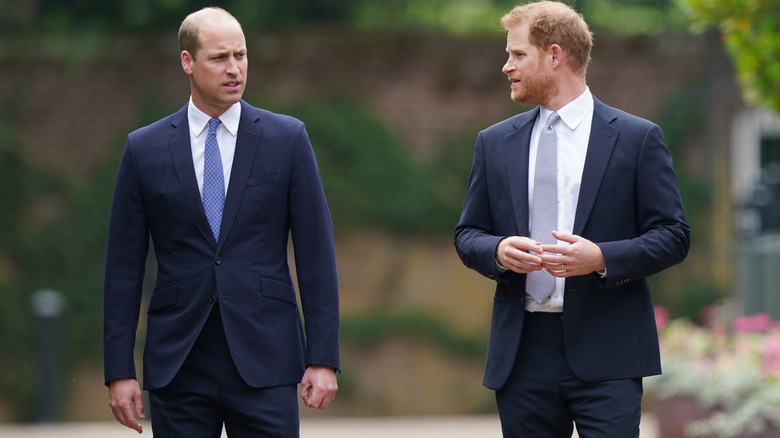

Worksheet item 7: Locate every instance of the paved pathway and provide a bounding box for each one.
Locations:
[0,414,660,437]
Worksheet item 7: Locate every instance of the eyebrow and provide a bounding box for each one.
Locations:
[207,47,246,57]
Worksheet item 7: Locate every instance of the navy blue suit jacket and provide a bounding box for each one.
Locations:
[103,100,340,390]
[454,98,689,390]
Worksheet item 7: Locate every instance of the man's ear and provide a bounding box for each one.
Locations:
[181,50,193,75]
[550,44,562,69]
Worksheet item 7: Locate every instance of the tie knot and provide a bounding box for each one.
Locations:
[546,112,560,127]
[208,117,221,134]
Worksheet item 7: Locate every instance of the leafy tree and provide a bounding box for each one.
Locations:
[675,0,780,114]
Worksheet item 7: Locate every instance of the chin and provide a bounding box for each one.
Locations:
[510,91,529,104]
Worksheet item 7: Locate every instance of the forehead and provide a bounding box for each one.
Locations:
[197,18,246,52]
[506,23,533,52]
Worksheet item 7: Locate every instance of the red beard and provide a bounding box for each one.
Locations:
[510,69,559,106]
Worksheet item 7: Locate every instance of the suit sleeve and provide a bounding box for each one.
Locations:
[287,124,341,372]
[597,124,690,289]
[102,136,149,385]
[454,131,510,283]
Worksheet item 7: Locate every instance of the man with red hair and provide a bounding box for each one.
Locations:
[455,2,690,436]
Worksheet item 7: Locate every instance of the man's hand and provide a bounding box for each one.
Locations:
[300,365,338,410]
[108,378,145,434]
[539,231,605,277]
[496,236,545,274]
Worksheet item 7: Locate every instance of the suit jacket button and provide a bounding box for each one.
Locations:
[215,257,222,265]
[209,296,215,303]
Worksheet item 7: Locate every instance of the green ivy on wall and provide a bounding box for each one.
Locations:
[275,96,474,235]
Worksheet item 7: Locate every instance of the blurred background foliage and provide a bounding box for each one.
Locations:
[675,0,780,115]
[272,96,479,234]
[0,0,777,423]
[3,0,683,35]
[281,97,440,234]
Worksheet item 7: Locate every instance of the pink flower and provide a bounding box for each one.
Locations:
[734,313,771,333]
[654,306,670,331]
[761,334,780,375]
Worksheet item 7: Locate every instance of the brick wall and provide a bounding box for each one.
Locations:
[3,30,739,175]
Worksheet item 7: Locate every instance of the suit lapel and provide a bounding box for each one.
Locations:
[217,101,263,251]
[168,105,218,247]
[573,99,619,235]
[505,108,539,236]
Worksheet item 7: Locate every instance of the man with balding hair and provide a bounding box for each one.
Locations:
[103,7,340,436]
[454,1,689,436]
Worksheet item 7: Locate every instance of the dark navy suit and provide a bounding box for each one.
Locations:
[454,98,689,436]
[103,100,339,434]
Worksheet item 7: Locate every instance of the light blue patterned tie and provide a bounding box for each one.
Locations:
[527,112,560,304]
[203,117,224,241]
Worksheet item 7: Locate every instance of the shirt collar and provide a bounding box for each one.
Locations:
[188,98,242,137]
[539,87,593,130]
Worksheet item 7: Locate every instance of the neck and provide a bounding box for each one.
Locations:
[544,77,587,112]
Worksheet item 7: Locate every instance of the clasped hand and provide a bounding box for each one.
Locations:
[496,231,605,277]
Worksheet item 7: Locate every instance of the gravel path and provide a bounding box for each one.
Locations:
[0,414,660,437]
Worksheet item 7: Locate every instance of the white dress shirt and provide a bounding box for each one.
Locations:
[187,98,241,197]
[526,88,594,312]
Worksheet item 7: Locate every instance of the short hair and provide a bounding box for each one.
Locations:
[178,7,241,60]
[501,1,593,75]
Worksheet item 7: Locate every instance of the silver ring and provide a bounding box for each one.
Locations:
[561,264,565,271]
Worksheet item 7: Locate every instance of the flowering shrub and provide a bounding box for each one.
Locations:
[646,306,780,437]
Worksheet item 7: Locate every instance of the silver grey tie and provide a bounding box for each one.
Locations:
[526,112,560,304]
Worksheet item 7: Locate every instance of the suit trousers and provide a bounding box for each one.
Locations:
[149,303,300,438]
[495,311,642,438]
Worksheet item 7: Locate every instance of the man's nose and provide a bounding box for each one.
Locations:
[226,57,239,74]
[502,60,514,74]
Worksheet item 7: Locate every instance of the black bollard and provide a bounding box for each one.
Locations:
[31,289,66,423]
